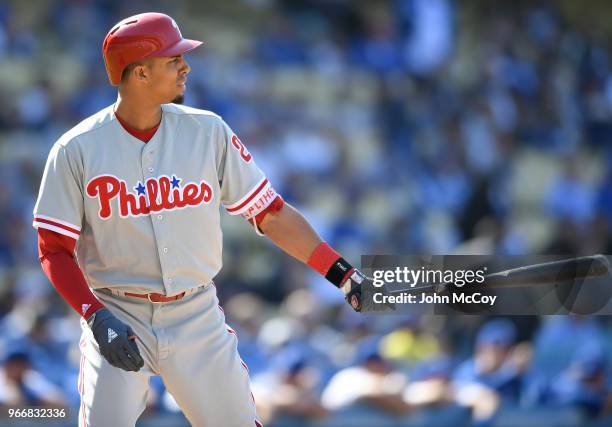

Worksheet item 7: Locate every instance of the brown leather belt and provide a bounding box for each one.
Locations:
[101,283,210,303]
[124,291,186,303]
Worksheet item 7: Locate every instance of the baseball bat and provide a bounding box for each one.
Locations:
[483,255,610,288]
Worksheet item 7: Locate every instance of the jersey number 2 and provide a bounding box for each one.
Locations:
[231,135,252,163]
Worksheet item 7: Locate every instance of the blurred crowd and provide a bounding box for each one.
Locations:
[0,0,612,425]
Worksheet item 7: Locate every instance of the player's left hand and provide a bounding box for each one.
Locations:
[341,268,396,313]
[341,269,365,312]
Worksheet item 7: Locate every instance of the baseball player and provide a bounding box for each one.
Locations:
[34,12,366,427]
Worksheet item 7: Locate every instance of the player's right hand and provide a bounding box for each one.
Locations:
[87,308,145,372]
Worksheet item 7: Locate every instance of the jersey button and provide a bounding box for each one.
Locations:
[163,247,169,253]
[157,215,163,220]
[148,167,154,172]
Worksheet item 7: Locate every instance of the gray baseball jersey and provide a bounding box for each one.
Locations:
[33,103,277,294]
[33,103,273,427]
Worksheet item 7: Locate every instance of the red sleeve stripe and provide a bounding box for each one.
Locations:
[225,178,269,214]
[34,215,81,232]
[34,216,80,234]
[33,217,80,240]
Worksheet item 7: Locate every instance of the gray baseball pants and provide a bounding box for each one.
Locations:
[77,284,261,427]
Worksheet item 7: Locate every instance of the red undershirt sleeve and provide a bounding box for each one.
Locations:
[254,194,284,226]
[38,229,104,319]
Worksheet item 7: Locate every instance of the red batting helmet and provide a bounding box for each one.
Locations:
[102,12,203,86]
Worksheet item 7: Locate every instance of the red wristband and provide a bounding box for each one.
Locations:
[308,243,356,287]
[307,243,342,276]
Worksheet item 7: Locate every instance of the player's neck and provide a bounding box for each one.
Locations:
[114,93,162,131]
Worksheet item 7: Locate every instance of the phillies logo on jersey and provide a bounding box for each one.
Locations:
[86,174,214,219]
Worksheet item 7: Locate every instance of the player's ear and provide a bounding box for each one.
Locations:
[130,59,154,83]
[121,61,150,85]
[135,64,149,82]
[138,58,157,82]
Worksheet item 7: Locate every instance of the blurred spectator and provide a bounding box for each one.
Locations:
[453,319,530,420]
[252,348,328,424]
[0,351,66,407]
[528,316,605,382]
[321,337,410,415]
[7,314,74,390]
[402,0,454,75]
[379,319,441,364]
[545,346,611,417]
[404,357,455,408]
[545,157,598,227]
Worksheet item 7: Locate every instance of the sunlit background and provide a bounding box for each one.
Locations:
[0,0,612,426]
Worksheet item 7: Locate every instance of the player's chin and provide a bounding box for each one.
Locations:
[171,86,186,104]
[170,93,185,104]
[171,94,185,105]
[165,88,185,105]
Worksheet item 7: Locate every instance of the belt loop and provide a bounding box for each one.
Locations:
[200,281,212,294]
[184,282,208,297]
[108,288,123,297]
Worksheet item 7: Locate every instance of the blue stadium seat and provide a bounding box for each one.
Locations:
[270,404,471,427]
[491,407,585,427]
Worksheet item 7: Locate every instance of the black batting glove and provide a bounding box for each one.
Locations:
[87,308,144,372]
[341,269,396,313]
[341,269,365,312]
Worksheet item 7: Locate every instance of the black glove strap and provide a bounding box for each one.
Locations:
[326,258,354,287]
